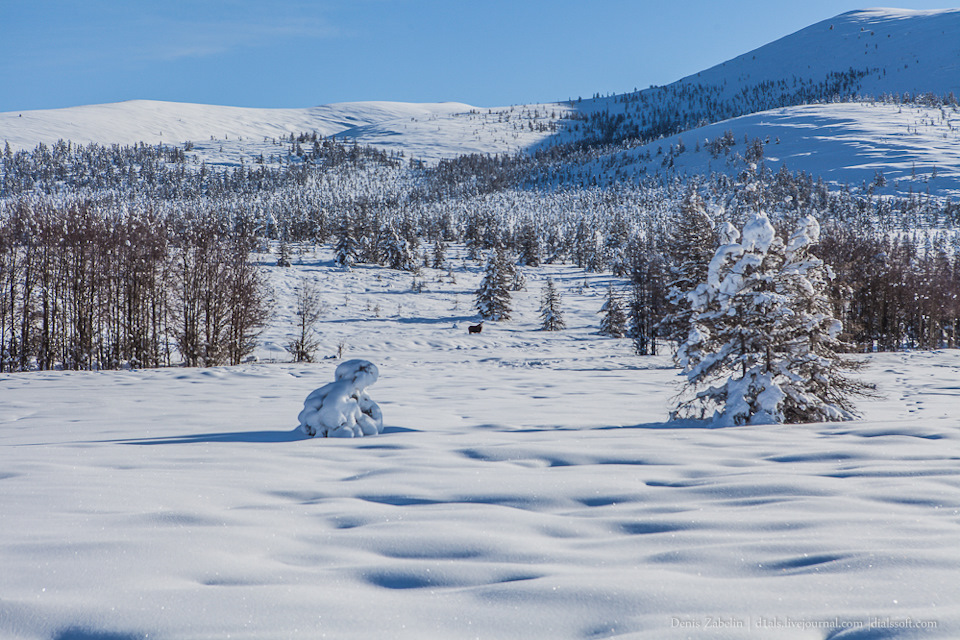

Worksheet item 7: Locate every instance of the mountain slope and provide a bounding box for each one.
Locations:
[556,7,960,147]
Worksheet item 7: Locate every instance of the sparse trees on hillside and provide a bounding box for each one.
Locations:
[4,116,960,374]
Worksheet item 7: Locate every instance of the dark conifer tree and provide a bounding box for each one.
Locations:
[334,217,357,269]
[276,242,293,267]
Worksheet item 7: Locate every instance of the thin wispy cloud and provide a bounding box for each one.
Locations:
[137,16,341,62]
[3,1,341,70]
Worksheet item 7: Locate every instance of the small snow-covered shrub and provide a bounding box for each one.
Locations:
[297,360,383,437]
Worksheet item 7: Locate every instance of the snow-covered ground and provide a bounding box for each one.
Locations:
[2,248,959,639]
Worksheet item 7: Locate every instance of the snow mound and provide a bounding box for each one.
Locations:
[297,360,383,437]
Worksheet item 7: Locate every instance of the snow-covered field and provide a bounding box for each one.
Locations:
[2,249,959,639]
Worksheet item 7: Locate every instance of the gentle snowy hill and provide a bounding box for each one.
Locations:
[0,99,571,164]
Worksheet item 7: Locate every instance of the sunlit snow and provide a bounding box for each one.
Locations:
[1,247,958,639]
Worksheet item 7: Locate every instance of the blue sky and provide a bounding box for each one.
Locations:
[2,0,957,112]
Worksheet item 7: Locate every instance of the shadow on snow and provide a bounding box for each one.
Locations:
[109,425,417,445]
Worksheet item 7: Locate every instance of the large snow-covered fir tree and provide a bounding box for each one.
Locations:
[539,278,566,331]
[671,212,869,425]
[475,249,512,321]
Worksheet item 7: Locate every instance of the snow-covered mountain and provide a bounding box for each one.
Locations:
[561,7,960,141]
[1,8,959,190]
[554,7,960,197]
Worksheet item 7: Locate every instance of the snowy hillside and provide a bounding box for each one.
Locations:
[667,7,960,101]
[568,100,960,199]
[2,247,959,639]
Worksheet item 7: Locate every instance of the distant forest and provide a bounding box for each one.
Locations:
[3,92,960,371]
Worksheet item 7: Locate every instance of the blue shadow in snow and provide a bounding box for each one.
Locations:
[113,425,418,445]
[54,628,144,640]
[115,429,310,445]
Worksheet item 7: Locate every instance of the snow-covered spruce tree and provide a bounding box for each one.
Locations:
[516,221,542,267]
[276,242,293,267]
[431,238,447,269]
[333,218,357,269]
[475,249,512,321]
[598,285,627,338]
[673,212,869,425]
[508,261,527,292]
[659,187,717,349]
[381,225,416,271]
[539,278,566,331]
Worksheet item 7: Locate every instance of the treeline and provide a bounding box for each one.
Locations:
[0,199,268,371]
[821,228,960,350]
[0,135,402,199]
[3,184,960,372]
